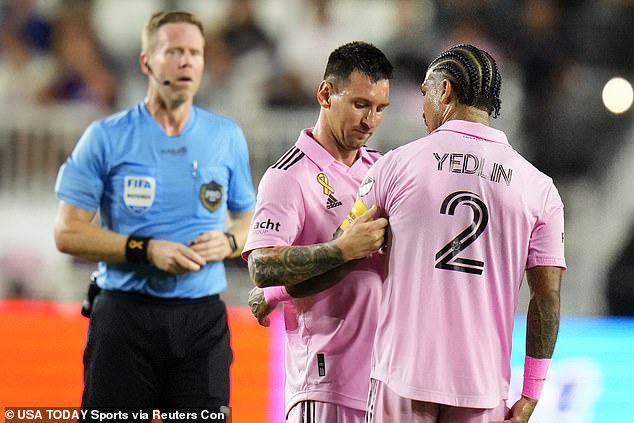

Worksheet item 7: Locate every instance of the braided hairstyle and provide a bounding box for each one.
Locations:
[427,44,502,118]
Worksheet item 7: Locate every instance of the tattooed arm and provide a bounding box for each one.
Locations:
[248,206,387,288]
[248,242,345,287]
[247,260,360,326]
[525,266,562,358]
[285,261,358,297]
[494,266,562,423]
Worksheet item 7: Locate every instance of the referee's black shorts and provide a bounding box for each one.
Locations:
[80,289,231,421]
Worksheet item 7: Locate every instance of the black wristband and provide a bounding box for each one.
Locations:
[224,232,238,253]
[125,235,152,263]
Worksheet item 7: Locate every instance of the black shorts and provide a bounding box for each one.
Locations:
[80,290,231,421]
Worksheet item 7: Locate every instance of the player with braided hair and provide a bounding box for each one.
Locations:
[426,43,502,118]
[347,44,565,423]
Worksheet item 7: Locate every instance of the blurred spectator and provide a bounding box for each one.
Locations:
[382,0,435,86]
[0,27,54,105]
[432,0,506,61]
[268,0,349,108]
[514,0,571,103]
[374,0,436,136]
[200,0,277,120]
[505,0,633,180]
[218,0,275,59]
[0,0,55,105]
[37,3,117,111]
[510,0,575,177]
[0,0,52,52]
[89,0,164,108]
[566,0,634,71]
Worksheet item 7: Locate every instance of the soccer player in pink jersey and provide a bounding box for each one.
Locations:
[349,44,566,423]
[241,42,392,422]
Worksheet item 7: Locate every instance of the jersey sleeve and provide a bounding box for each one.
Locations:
[54,121,108,212]
[526,183,567,269]
[227,126,256,213]
[242,168,305,259]
[355,151,396,219]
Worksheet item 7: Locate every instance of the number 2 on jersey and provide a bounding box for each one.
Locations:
[435,191,489,275]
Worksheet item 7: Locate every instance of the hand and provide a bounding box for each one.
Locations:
[336,206,388,261]
[490,396,537,423]
[147,239,206,275]
[248,286,276,327]
[188,230,233,262]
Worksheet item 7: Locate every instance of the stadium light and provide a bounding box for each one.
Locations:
[602,77,633,114]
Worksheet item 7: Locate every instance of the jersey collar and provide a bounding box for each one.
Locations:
[139,102,197,139]
[431,120,509,145]
[296,129,375,172]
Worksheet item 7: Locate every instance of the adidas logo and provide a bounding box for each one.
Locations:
[326,194,342,209]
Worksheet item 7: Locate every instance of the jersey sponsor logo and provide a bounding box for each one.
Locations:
[317,173,342,209]
[326,194,342,209]
[200,180,223,212]
[252,218,281,234]
[359,176,374,197]
[160,146,187,155]
[123,176,156,214]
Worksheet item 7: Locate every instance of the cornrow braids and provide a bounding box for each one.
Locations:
[428,44,502,118]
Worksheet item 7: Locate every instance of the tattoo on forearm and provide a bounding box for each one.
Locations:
[248,243,344,287]
[526,295,560,358]
[287,261,356,298]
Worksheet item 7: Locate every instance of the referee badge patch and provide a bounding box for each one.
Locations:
[200,180,223,212]
[124,176,156,215]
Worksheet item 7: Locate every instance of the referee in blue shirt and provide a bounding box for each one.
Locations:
[54,11,255,421]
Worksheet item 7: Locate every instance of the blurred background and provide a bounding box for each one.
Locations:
[0,0,633,421]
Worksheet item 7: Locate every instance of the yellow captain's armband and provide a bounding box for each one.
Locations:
[334,198,370,238]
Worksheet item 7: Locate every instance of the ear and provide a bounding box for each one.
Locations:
[139,53,150,75]
[439,79,454,105]
[317,80,334,108]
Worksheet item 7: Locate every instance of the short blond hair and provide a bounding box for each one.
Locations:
[142,10,204,53]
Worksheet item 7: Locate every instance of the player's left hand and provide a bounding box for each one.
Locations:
[248,286,276,327]
[489,396,537,423]
[189,230,232,261]
[336,206,388,261]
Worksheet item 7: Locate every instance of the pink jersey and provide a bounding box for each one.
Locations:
[243,129,384,415]
[358,120,566,408]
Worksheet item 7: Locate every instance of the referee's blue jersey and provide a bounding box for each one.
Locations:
[55,103,256,298]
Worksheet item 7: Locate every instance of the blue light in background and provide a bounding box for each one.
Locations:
[510,316,634,422]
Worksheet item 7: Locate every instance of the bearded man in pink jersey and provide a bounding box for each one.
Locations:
[345,44,565,423]
[242,42,393,422]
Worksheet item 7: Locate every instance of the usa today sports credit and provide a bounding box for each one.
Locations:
[4,407,228,422]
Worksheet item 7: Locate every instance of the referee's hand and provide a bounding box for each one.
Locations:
[335,206,387,262]
[147,239,206,275]
[189,229,233,262]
